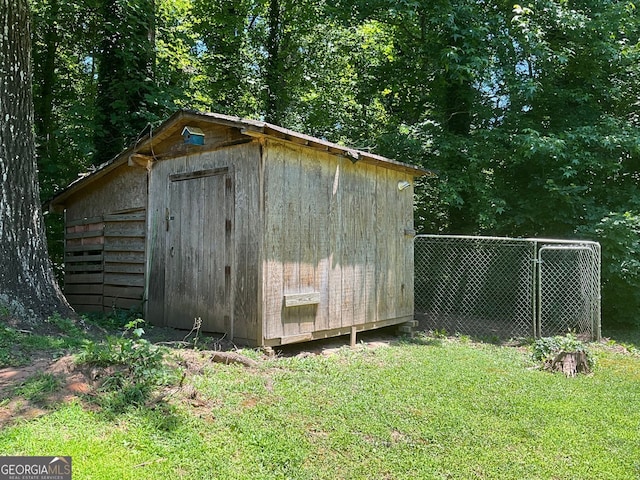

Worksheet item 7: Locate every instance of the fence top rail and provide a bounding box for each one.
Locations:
[538,245,595,251]
[415,234,599,248]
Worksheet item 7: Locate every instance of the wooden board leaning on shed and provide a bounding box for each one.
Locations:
[64,209,146,312]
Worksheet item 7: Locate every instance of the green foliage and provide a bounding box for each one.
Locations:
[532,333,596,370]
[0,326,25,367]
[13,373,62,403]
[579,212,640,326]
[0,322,85,368]
[76,319,175,411]
[83,308,144,331]
[28,0,640,327]
[46,312,84,336]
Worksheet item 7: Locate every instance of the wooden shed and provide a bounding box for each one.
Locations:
[49,111,428,346]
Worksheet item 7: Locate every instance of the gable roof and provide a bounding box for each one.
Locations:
[48,110,431,211]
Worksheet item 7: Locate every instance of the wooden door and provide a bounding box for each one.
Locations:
[165,168,231,332]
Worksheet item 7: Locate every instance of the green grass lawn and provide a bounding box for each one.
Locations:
[1,330,639,479]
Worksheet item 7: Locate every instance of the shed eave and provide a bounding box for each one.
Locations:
[47,109,433,211]
[137,110,431,176]
[46,152,131,212]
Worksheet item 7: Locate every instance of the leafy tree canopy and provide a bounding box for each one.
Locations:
[29,0,640,325]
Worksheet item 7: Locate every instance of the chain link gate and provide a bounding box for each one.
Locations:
[414,235,601,340]
[538,245,600,338]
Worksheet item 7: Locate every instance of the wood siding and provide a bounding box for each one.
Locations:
[64,210,146,312]
[65,164,147,222]
[146,141,263,343]
[262,141,415,345]
[57,117,418,346]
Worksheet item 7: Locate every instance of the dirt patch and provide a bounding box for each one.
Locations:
[0,354,95,427]
[0,325,406,426]
[273,326,398,358]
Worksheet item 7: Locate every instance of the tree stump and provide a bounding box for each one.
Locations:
[547,351,591,377]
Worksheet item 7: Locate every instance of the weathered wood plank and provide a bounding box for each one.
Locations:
[104,218,145,229]
[339,159,356,328]
[149,155,185,325]
[399,174,415,317]
[73,304,105,313]
[284,292,321,307]
[103,285,144,299]
[327,157,343,330]
[103,297,143,310]
[103,231,146,238]
[224,167,235,338]
[263,142,285,340]
[350,163,372,327]
[103,243,145,252]
[169,167,228,182]
[64,284,103,295]
[104,263,145,274]
[232,144,262,343]
[66,216,104,228]
[378,166,395,321]
[314,150,333,333]
[65,230,103,240]
[165,173,187,326]
[282,148,302,339]
[65,236,105,247]
[104,273,144,287]
[265,315,415,347]
[67,294,103,306]
[104,212,146,222]
[103,251,144,264]
[365,164,378,325]
[66,264,103,273]
[65,253,103,263]
[65,244,104,253]
[298,154,320,334]
[102,238,146,254]
[65,273,103,284]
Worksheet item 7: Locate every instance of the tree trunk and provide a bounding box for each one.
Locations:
[0,0,72,322]
[264,0,286,125]
[548,351,591,377]
[93,0,157,164]
[34,0,59,167]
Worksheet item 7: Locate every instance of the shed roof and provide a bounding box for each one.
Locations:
[48,110,431,211]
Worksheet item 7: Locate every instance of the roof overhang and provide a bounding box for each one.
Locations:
[47,110,433,212]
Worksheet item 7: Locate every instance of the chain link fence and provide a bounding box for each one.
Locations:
[415,235,601,340]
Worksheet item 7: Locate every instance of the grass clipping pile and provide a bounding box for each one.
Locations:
[532,334,594,377]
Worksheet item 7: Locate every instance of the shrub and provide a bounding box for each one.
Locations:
[76,319,175,410]
[578,212,640,326]
[532,333,595,374]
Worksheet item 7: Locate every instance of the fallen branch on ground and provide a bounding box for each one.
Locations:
[210,351,259,368]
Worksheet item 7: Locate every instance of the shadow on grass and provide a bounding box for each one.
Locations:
[601,325,640,350]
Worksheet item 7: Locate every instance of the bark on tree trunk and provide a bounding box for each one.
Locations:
[0,0,72,322]
[34,0,59,165]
